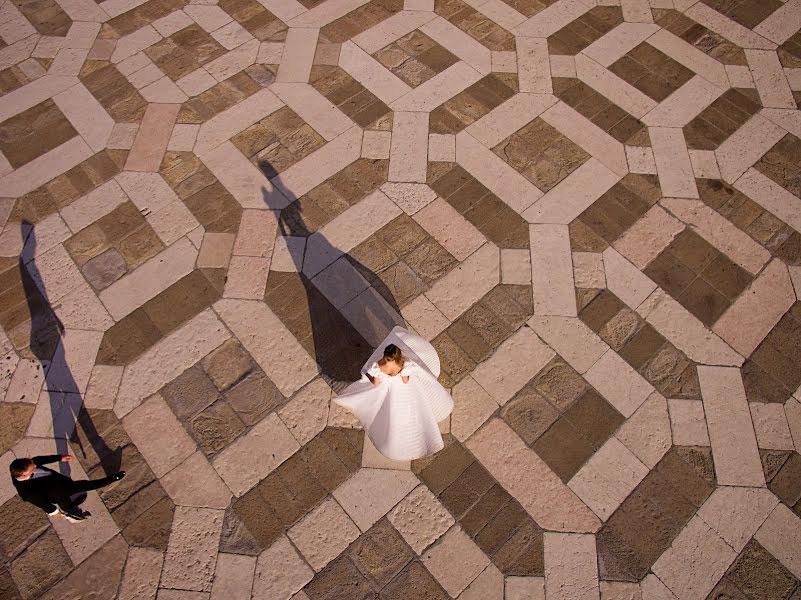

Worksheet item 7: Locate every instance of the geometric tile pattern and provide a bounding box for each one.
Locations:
[1,0,801,597]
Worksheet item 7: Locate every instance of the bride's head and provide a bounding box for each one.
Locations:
[378,344,405,373]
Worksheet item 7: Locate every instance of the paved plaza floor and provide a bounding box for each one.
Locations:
[1,0,801,597]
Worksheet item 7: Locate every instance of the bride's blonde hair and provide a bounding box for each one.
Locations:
[378,344,404,368]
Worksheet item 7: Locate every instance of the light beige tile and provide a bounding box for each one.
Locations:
[425,242,499,321]
[149,200,200,245]
[253,535,313,600]
[152,9,193,37]
[642,75,725,127]
[53,82,115,152]
[613,205,683,270]
[421,17,491,74]
[210,553,256,600]
[450,375,498,441]
[568,438,648,520]
[506,577,545,600]
[388,484,454,554]
[44,329,102,394]
[460,564,503,600]
[352,10,436,54]
[544,532,599,600]
[168,123,200,151]
[198,232,236,269]
[455,130,542,213]
[688,149,720,179]
[162,506,224,592]
[735,167,801,233]
[650,126,697,198]
[391,62,482,112]
[516,37,551,92]
[492,50,517,72]
[185,4,233,30]
[212,21,254,50]
[714,259,795,356]
[381,182,437,215]
[177,68,217,97]
[362,435,410,470]
[501,248,532,285]
[464,0,525,30]
[465,93,557,149]
[667,398,709,446]
[161,450,233,509]
[685,3,776,50]
[527,315,608,375]
[123,393,197,478]
[332,467,418,531]
[602,247,656,311]
[25,244,83,304]
[232,209,278,258]
[639,575,677,600]
[513,0,594,37]
[652,516,737,600]
[585,348,653,418]
[275,126,362,202]
[750,402,794,450]
[621,0,652,22]
[117,547,164,600]
[645,292,742,366]
[761,107,801,139]
[115,309,230,417]
[389,111,428,183]
[84,365,123,410]
[276,28,319,83]
[754,0,801,45]
[212,413,299,496]
[575,54,656,119]
[107,123,139,149]
[746,49,795,109]
[288,497,360,571]
[523,158,621,224]
[100,237,197,320]
[111,26,161,63]
[625,145,656,174]
[0,136,93,198]
[414,197,484,260]
[195,88,283,154]
[428,133,455,162]
[49,47,90,76]
[615,391,671,468]
[715,114,785,183]
[259,0,307,22]
[362,130,391,159]
[726,64,754,88]
[697,486,778,553]
[423,525,489,596]
[600,582,641,600]
[277,378,329,446]
[647,28,728,89]
[754,503,801,579]
[787,398,801,451]
[224,256,270,299]
[698,365,764,487]
[338,41,411,105]
[530,224,576,316]
[401,294,450,340]
[471,326,554,405]
[583,22,659,67]
[467,419,601,533]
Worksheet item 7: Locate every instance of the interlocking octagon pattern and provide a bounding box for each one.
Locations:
[1,0,801,598]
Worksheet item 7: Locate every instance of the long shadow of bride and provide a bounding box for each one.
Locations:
[20,221,121,476]
[260,162,405,390]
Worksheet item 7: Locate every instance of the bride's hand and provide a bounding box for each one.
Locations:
[402,376,409,384]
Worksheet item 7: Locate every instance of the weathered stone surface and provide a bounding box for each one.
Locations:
[161,506,224,592]
[0,496,49,560]
[117,547,164,600]
[388,485,454,555]
[0,403,35,455]
[201,339,254,392]
[278,378,330,445]
[82,248,127,290]
[9,530,72,599]
[39,535,127,600]
[288,497,360,572]
[191,400,246,455]
[219,505,262,556]
[252,535,313,599]
[349,518,414,587]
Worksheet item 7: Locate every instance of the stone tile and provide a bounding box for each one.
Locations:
[123,392,197,478]
[252,535,314,599]
[118,547,164,600]
[754,503,801,579]
[698,486,778,554]
[472,326,555,406]
[381,182,437,215]
[428,133,455,162]
[162,506,224,592]
[197,232,235,268]
[585,348,653,418]
[543,532,599,600]
[38,535,128,600]
[212,412,299,496]
[451,375,498,441]
[210,553,256,600]
[506,576,545,599]
[528,315,608,375]
[333,468,419,532]
[9,530,72,599]
[530,224,577,316]
[616,391,672,468]
[362,130,391,159]
[613,205,683,271]
[466,418,601,533]
[501,249,531,285]
[650,126,698,199]
[362,435,410,470]
[425,242,499,321]
[389,111,429,183]
[278,378,329,445]
[698,365,765,487]
[287,497,360,571]
[750,402,795,450]
[568,438,649,520]
[422,525,489,596]
[161,450,233,509]
[388,484,454,555]
[668,398,709,446]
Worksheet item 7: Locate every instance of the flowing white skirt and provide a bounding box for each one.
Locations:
[334,326,454,461]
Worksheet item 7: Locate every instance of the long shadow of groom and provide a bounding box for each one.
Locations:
[259,161,405,391]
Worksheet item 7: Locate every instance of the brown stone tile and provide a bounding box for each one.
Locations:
[460,484,509,537]
[547,6,622,55]
[643,251,696,299]
[201,339,255,392]
[579,183,649,244]
[256,471,305,528]
[702,0,782,29]
[480,285,533,330]
[142,271,221,336]
[221,0,287,42]
[95,309,163,366]
[743,360,792,404]
[438,460,495,519]
[350,519,414,588]
[9,529,72,599]
[183,181,242,233]
[0,496,49,561]
[751,342,801,391]
[531,359,588,412]
[115,223,164,270]
[533,418,596,482]
[223,371,285,425]
[114,482,174,550]
[306,555,378,600]
[161,364,220,421]
[277,455,328,515]
[298,433,355,493]
[12,0,71,36]
[618,322,665,371]
[404,238,457,286]
[685,89,761,150]
[473,500,527,556]
[564,388,625,449]
[726,538,799,600]
[579,289,625,333]
[769,452,801,508]
[220,504,262,555]
[233,487,284,549]
[416,439,473,494]
[318,428,364,473]
[92,444,156,511]
[596,524,648,582]
[677,273,730,324]
[80,61,148,123]
[381,561,448,600]
[190,399,246,455]
[491,518,544,576]
[0,100,77,169]
[501,386,558,446]
[431,331,476,385]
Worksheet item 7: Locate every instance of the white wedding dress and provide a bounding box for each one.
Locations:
[334,326,454,461]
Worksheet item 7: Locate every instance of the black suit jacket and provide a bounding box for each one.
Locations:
[11,455,72,513]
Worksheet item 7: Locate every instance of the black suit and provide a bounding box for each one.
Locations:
[11,455,116,514]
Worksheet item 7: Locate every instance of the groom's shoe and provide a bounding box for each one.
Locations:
[111,471,126,482]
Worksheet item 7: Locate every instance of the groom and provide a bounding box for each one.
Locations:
[10,454,125,522]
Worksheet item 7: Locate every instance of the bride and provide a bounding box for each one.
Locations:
[334,326,454,461]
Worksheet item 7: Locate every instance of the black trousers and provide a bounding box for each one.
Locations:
[52,475,116,510]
